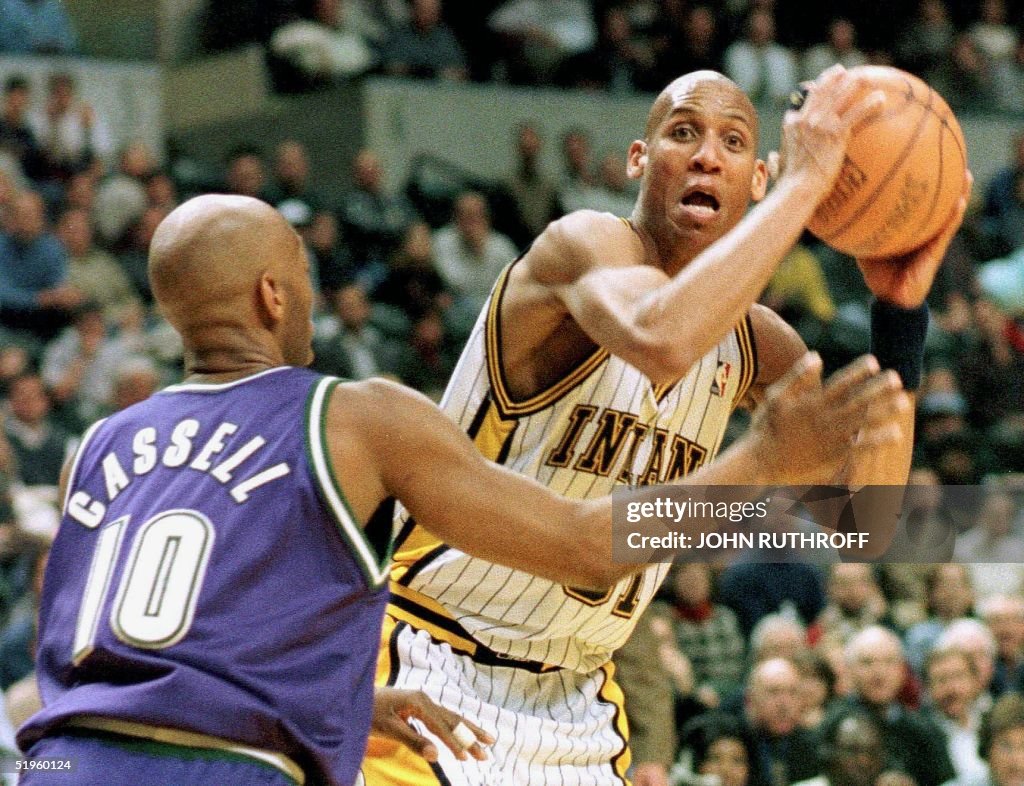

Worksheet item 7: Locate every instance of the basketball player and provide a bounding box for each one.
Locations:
[15,194,904,786]
[361,67,971,785]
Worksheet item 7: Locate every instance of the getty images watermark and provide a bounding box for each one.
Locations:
[611,483,1024,564]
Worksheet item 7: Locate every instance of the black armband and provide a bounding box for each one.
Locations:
[870,299,929,391]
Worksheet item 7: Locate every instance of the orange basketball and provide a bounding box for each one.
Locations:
[804,65,967,259]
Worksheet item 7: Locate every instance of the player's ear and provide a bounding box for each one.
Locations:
[750,158,768,202]
[257,270,285,326]
[627,140,647,180]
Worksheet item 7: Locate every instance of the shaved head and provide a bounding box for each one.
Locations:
[645,71,758,142]
[149,194,313,369]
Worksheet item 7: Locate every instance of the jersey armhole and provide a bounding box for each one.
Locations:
[303,377,392,587]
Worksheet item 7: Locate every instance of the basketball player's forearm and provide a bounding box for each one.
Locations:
[842,401,916,486]
[637,177,824,369]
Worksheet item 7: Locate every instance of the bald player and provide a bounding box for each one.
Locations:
[15,194,905,786]
[361,67,971,786]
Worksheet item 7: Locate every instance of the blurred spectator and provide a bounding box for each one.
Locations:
[993,41,1024,114]
[303,211,352,296]
[0,546,44,691]
[488,0,597,85]
[269,0,376,90]
[653,5,723,86]
[59,170,97,225]
[668,563,746,710]
[0,190,80,342]
[374,221,451,321]
[979,594,1024,696]
[224,145,269,201]
[381,0,468,81]
[107,356,160,413]
[792,649,839,729]
[969,0,1017,66]
[116,206,169,305]
[749,614,809,664]
[558,127,597,215]
[935,619,998,708]
[724,9,798,107]
[983,131,1024,254]
[312,281,398,380]
[94,142,154,248]
[144,171,178,213]
[905,564,975,676]
[0,76,43,184]
[803,19,867,82]
[432,191,517,310]
[954,490,1024,566]
[269,140,326,223]
[741,657,820,786]
[57,208,140,327]
[587,150,638,216]
[345,0,408,45]
[923,647,988,786]
[932,33,996,112]
[3,373,74,487]
[836,626,955,786]
[762,241,836,344]
[506,122,558,240]
[0,0,77,55]
[339,148,419,279]
[393,310,459,399]
[794,710,887,786]
[977,694,1024,786]
[674,712,756,786]
[896,0,954,85]
[814,564,887,648]
[562,5,658,92]
[29,73,112,184]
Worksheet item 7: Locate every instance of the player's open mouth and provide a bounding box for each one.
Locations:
[679,190,720,221]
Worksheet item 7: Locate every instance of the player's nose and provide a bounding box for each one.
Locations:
[689,136,724,172]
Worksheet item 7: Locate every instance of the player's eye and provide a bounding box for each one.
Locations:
[672,125,696,141]
[725,134,746,151]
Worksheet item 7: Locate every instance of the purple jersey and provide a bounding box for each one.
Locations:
[19,367,393,786]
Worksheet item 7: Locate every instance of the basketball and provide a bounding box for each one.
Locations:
[802,65,968,259]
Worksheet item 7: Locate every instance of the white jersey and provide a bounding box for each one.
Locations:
[388,252,756,673]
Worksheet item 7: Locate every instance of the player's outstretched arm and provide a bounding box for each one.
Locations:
[326,373,907,589]
[526,67,885,385]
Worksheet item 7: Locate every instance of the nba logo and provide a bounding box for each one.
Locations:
[711,361,731,396]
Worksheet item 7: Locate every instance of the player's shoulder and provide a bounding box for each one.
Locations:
[526,210,643,286]
[323,376,434,433]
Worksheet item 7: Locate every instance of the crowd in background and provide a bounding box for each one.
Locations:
[0,1,1023,785]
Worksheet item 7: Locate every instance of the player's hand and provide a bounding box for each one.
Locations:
[777,65,886,202]
[371,687,494,763]
[750,352,910,485]
[856,171,972,308]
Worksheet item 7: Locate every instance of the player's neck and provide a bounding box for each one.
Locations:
[630,213,702,277]
[182,348,286,385]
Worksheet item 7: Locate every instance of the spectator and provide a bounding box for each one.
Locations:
[374,221,451,321]
[983,131,1024,253]
[724,9,798,107]
[29,73,112,184]
[803,19,867,82]
[749,614,809,664]
[905,564,976,676]
[0,546,45,691]
[653,5,723,86]
[107,356,160,413]
[302,210,352,296]
[936,619,999,702]
[923,647,988,786]
[932,33,996,112]
[980,595,1024,697]
[3,373,74,488]
[969,0,1017,67]
[815,564,887,649]
[338,148,419,279]
[392,309,459,400]
[57,208,140,327]
[116,205,168,305]
[954,490,1024,568]
[94,141,154,248]
[792,709,887,786]
[587,150,638,217]
[432,191,518,310]
[668,562,746,710]
[0,190,80,342]
[381,0,468,81]
[793,649,838,730]
[557,127,597,215]
[741,657,820,786]
[269,0,376,89]
[977,692,1024,786]
[506,122,558,241]
[562,5,658,92]
[0,76,43,184]
[144,170,178,213]
[488,0,597,85]
[897,0,954,85]
[993,40,1024,114]
[675,712,756,786]
[0,0,77,55]
[223,145,269,201]
[269,139,325,224]
[836,626,955,786]
[312,280,397,380]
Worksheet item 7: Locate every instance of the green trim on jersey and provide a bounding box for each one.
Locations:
[304,377,391,587]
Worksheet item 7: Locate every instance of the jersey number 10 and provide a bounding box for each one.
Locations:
[72,509,214,663]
